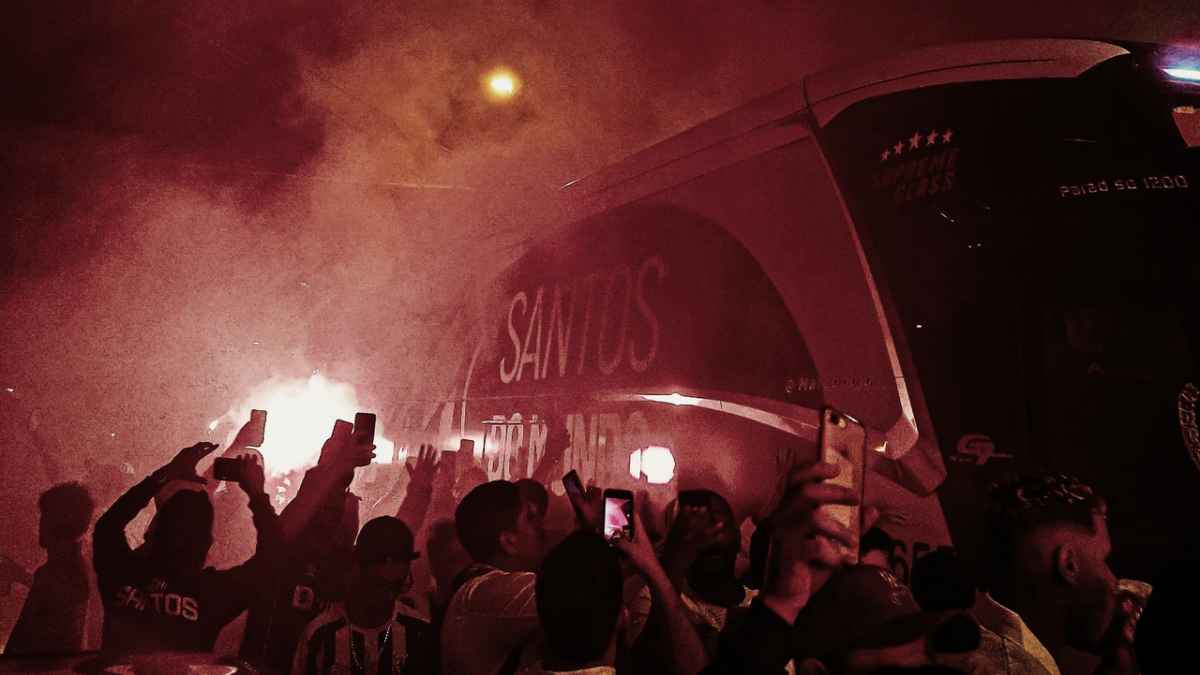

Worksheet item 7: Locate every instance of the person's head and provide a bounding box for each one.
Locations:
[427,518,470,586]
[911,548,975,612]
[455,480,545,571]
[536,531,624,668]
[350,516,419,599]
[673,489,740,591]
[146,488,214,575]
[515,478,549,521]
[984,473,1116,653]
[860,527,895,570]
[37,482,95,550]
[793,565,981,675]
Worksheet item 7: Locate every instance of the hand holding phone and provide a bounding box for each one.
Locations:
[818,408,867,563]
[353,412,376,445]
[213,457,242,482]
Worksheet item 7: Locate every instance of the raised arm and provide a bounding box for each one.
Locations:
[530,416,571,485]
[395,444,438,535]
[615,509,708,675]
[703,459,860,675]
[95,442,219,574]
[277,424,373,543]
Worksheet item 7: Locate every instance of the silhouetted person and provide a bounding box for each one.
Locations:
[93,442,275,656]
[294,516,433,675]
[640,489,750,661]
[978,473,1131,674]
[240,419,376,674]
[526,531,626,675]
[426,518,470,617]
[441,480,546,675]
[5,482,95,656]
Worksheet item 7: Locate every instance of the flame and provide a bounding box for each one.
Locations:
[218,374,395,475]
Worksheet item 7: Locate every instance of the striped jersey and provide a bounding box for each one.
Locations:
[293,600,432,675]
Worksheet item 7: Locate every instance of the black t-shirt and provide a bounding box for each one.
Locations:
[239,551,352,673]
[93,477,276,655]
[239,465,357,674]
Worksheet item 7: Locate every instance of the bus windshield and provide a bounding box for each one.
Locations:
[821,52,1200,581]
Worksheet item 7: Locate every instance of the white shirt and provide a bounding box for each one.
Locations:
[973,591,1061,675]
[441,566,540,675]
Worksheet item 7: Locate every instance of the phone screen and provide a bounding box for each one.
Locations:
[562,470,584,500]
[213,457,241,482]
[353,412,376,444]
[247,409,267,447]
[603,489,635,542]
[818,408,866,562]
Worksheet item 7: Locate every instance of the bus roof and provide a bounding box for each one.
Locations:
[564,38,1128,206]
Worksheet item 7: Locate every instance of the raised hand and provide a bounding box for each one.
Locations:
[154,442,220,484]
[406,444,439,487]
[236,456,266,497]
[568,485,604,533]
[318,422,375,471]
[544,415,571,458]
[760,459,861,623]
[228,416,262,454]
[613,509,661,577]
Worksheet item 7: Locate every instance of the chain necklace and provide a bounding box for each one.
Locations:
[346,607,403,674]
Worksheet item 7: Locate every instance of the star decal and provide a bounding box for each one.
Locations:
[881,148,891,162]
[893,141,904,156]
[909,132,922,150]
[927,130,939,145]
[941,129,954,144]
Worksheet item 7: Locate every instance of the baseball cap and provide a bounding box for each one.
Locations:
[792,565,981,663]
[354,516,419,564]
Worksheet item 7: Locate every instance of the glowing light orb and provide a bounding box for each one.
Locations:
[629,446,676,484]
[484,68,520,101]
[216,374,395,476]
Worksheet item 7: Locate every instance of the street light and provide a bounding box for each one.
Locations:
[483,68,520,102]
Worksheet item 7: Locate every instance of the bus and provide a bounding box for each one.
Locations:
[389,38,1200,585]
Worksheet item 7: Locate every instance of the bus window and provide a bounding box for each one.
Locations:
[819,56,1200,580]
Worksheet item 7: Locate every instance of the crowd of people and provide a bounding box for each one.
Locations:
[0,411,1185,675]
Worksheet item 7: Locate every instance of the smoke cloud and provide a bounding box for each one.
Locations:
[0,0,1197,568]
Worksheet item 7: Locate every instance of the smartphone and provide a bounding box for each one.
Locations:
[213,457,242,482]
[247,409,267,447]
[353,413,376,444]
[603,488,635,543]
[443,439,470,470]
[819,407,867,563]
[561,469,583,499]
[332,419,353,438]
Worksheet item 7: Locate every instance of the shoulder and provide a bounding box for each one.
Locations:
[394,600,431,627]
[971,624,1059,675]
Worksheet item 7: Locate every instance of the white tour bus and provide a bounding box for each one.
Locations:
[388,38,1200,585]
